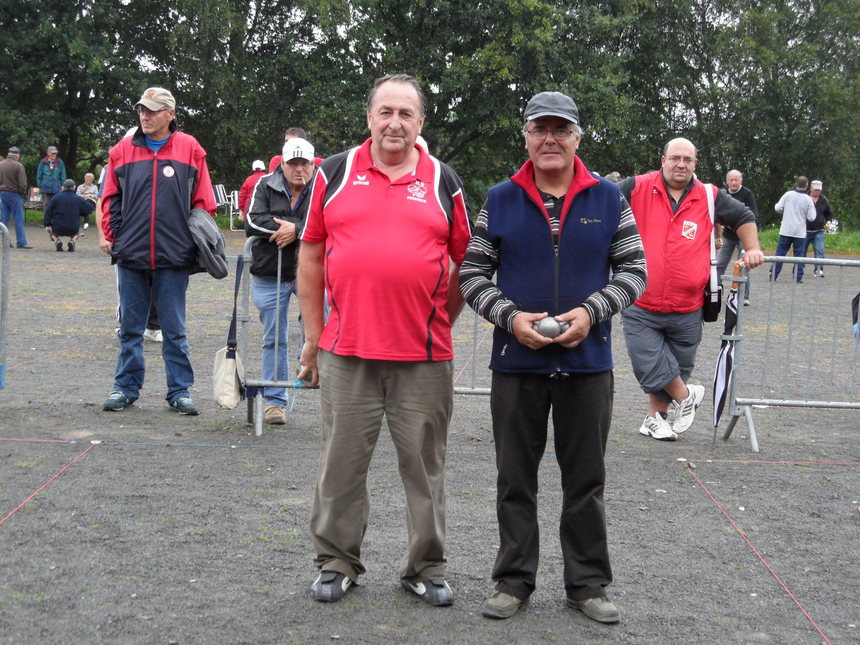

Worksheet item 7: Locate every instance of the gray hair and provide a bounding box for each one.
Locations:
[366,74,427,116]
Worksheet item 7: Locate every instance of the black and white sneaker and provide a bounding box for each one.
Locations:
[310,571,353,602]
[401,578,454,606]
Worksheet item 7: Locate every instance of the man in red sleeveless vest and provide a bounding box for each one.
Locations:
[619,138,764,440]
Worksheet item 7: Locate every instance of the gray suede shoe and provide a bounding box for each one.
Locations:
[481,590,523,619]
[567,595,620,624]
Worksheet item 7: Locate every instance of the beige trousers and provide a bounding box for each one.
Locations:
[310,350,453,583]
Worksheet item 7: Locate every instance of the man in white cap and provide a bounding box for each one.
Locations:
[0,146,31,248]
[237,159,267,221]
[268,126,321,171]
[100,87,217,415]
[805,179,833,277]
[244,138,317,425]
[460,90,647,623]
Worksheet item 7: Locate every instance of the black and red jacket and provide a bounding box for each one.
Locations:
[101,123,216,270]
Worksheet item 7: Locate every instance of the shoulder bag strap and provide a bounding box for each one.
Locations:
[227,256,243,355]
[705,184,719,297]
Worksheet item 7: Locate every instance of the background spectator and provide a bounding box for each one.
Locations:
[36,145,66,209]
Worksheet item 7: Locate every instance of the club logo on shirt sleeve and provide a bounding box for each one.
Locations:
[681,220,698,239]
[352,173,370,186]
[407,180,427,203]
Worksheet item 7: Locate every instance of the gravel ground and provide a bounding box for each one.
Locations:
[1,227,858,644]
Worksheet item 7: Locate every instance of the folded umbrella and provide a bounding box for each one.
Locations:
[713,261,744,433]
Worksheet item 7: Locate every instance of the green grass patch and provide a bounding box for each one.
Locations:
[757,226,860,256]
[26,208,235,229]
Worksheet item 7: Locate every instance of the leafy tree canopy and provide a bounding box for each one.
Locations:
[2,0,857,227]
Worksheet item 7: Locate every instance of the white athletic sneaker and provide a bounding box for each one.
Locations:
[668,383,705,434]
[638,415,677,441]
[143,328,163,343]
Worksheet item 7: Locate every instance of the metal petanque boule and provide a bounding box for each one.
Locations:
[532,317,570,338]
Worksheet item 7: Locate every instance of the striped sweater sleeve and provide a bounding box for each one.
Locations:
[580,195,647,325]
[460,195,647,333]
[458,202,522,333]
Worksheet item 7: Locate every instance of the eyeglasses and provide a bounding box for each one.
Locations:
[527,126,575,141]
[136,106,170,116]
[666,155,696,165]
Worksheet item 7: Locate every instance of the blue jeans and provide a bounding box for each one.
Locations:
[252,275,296,406]
[803,230,826,274]
[0,191,27,246]
[113,266,193,403]
[772,235,806,281]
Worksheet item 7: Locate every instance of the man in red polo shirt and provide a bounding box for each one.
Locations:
[297,74,472,606]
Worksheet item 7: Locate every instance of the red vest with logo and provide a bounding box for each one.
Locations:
[628,171,716,313]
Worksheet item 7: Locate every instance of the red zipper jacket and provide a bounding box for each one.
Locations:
[101,124,216,271]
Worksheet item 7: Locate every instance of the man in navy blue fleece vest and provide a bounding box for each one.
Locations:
[459,91,646,624]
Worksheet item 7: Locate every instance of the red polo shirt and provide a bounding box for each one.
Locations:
[302,138,472,361]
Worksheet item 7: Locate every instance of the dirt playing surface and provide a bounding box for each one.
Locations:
[1,226,858,644]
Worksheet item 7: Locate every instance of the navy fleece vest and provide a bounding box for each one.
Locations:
[486,174,620,374]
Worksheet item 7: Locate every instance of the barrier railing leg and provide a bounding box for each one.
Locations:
[743,406,759,453]
[723,414,739,441]
[254,391,264,437]
[723,405,758,452]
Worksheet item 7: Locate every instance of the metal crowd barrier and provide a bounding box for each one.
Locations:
[233,238,312,436]
[232,236,497,434]
[720,255,860,452]
[0,223,9,388]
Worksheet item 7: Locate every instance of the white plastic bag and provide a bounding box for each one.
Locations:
[213,346,244,409]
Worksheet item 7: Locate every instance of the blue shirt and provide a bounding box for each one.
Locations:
[145,135,170,154]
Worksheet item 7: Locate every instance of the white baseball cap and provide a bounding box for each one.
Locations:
[252,159,265,171]
[282,138,314,163]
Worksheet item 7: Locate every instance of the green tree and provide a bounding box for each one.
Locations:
[0,0,159,181]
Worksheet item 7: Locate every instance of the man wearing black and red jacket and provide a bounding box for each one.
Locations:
[100,87,217,415]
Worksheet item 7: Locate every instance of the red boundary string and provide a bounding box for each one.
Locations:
[0,443,96,525]
[683,462,833,645]
[453,324,493,386]
[712,459,860,467]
